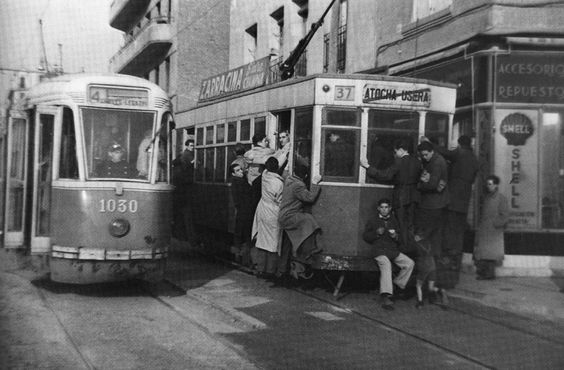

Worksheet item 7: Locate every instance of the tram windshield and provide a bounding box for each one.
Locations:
[82,108,156,181]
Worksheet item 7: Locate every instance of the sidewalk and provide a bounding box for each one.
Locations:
[450,268,564,323]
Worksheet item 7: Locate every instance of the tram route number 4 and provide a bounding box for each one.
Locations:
[99,199,138,213]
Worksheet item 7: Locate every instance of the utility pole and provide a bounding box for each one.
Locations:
[58,43,63,74]
[38,19,50,73]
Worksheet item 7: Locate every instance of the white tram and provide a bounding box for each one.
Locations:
[3,74,174,283]
[176,73,456,277]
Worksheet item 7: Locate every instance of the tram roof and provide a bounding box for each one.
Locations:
[25,73,169,107]
[185,73,457,111]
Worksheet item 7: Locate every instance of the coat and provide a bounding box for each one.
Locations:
[474,190,509,261]
[244,146,275,184]
[252,171,284,253]
[278,175,321,254]
[367,154,421,207]
[362,214,401,260]
[436,146,479,213]
[418,152,449,209]
[230,175,255,241]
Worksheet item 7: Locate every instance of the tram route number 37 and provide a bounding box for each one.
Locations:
[99,199,138,213]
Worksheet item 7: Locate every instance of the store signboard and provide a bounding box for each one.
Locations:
[494,109,538,229]
[496,54,564,104]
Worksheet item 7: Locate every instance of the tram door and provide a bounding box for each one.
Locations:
[3,114,29,248]
[30,107,58,253]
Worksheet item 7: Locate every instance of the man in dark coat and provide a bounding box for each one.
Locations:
[278,165,322,279]
[96,144,132,178]
[426,135,480,287]
[361,139,421,251]
[416,141,449,258]
[229,163,254,266]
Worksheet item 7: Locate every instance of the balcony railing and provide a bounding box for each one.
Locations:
[268,52,307,84]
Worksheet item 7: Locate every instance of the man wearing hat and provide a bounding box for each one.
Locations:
[96,143,132,178]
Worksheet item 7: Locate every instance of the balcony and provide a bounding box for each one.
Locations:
[110,0,151,32]
[110,18,172,76]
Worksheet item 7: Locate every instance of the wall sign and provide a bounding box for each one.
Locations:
[496,54,564,104]
[495,110,538,229]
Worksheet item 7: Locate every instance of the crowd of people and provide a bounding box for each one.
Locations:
[172,132,509,311]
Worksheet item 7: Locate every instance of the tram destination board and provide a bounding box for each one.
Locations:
[88,85,149,107]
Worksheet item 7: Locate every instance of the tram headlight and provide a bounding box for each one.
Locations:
[108,218,130,238]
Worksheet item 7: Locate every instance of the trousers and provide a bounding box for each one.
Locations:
[375,253,414,295]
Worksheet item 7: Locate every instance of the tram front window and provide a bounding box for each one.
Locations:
[82,108,154,180]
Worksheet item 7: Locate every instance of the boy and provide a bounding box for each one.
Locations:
[412,229,448,308]
[363,199,414,310]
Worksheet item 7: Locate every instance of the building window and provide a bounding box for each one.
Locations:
[270,7,284,56]
[323,33,330,72]
[411,0,452,21]
[244,24,258,64]
[336,0,347,73]
[541,111,564,229]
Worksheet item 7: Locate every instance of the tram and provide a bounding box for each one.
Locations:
[3,74,174,283]
[177,73,456,277]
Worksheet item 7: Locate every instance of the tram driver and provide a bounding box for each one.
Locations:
[96,143,132,178]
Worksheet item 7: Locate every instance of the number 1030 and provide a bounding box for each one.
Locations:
[99,199,138,213]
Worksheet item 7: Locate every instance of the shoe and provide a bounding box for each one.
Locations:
[438,289,449,307]
[381,295,394,310]
[415,300,424,309]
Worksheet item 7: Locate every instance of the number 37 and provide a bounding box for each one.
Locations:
[99,199,138,213]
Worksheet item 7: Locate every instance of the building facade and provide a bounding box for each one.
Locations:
[110,0,564,274]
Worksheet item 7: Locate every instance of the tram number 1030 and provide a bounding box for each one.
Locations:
[99,199,138,213]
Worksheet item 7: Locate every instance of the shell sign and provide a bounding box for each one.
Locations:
[500,113,534,146]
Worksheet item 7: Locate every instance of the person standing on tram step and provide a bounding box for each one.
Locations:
[474,175,509,280]
[363,198,414,311]
[172,140,196,246]
[274,130,291,176]
[229,163,254,267]
[231,143,249,175]
[361,138,421,252]
[422,135,480,288]
[415,141,449,260]
[244,134,275,185]
[251,157,284,277]
[278,165,323,280]
[96,143,132,178]
[136,129,153,178]
[412,227,448,309]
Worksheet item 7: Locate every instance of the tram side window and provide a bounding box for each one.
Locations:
[254,116,266,137]
[321,108,360,182]
[59,107,78,179]
[195,127,204,181]
[366,110,419,184]
[425,112,449,148]
[293,108,313,181]
[240,119,251,141]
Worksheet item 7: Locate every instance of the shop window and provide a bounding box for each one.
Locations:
[59,107,78,179]
[366,110,419,184]
[425,112,449,148]
[541,111,564,229]
[321,107,359,182]
[270,7,284,56]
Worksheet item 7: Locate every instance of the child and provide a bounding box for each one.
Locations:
[363,198,414,310]
[413,229,448,308]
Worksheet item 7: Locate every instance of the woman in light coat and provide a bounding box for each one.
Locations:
[251,157,284,276]
[474,175,509,280]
